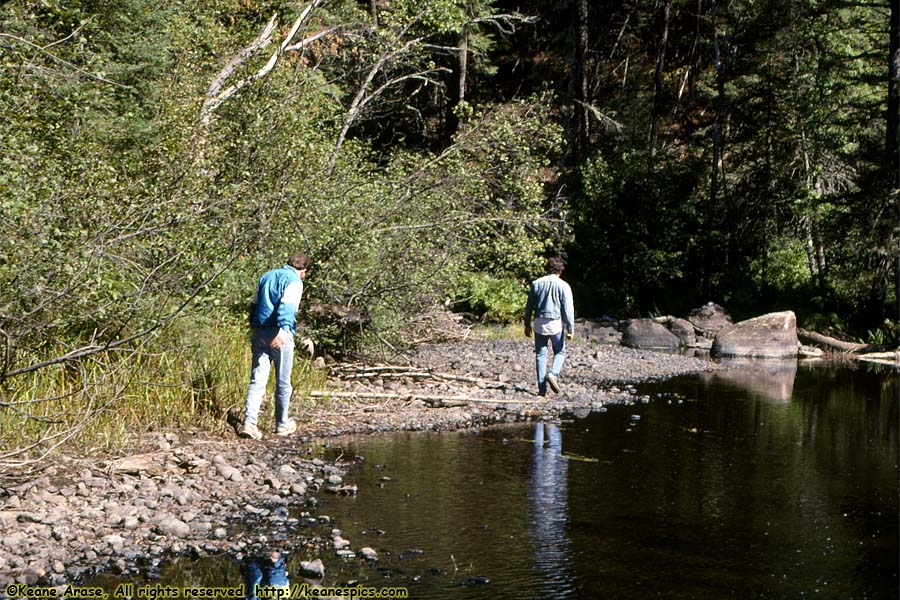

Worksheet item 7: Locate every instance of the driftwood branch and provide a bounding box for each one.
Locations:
[797,328,876,353]
[330,363,531,392]
[308,390,541,407]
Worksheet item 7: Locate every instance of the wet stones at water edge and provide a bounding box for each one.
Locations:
[0,436,351,586]
[1,337,727,587]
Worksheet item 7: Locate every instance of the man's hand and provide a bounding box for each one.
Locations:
[566,332,574,341]
[524,324,532,338]
[271,329,289,349]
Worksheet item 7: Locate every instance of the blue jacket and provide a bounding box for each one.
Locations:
[525,274,574,333]
[249,265,304,334]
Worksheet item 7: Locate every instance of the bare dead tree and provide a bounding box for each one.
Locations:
[648,0,671,170]
[198,0,325,127]
[326,29,450,174]
[326,10,536,174]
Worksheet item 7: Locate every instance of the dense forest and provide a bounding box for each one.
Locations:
[0,0,897,462]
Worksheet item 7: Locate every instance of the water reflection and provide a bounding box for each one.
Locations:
[241,551,289,600]
[531,423,572,593]
[704,357,798,401]
[83,364,897,599]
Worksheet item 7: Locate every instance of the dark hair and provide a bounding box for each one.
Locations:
[546,256,565,275]
[288,253,312,271]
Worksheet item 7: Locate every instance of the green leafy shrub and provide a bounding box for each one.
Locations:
[452,273,526,324]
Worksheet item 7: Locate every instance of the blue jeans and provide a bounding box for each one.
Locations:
[244,328,294,428]
[242,553,289,600]
[534,330,566,395]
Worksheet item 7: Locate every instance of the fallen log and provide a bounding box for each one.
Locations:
[330,363,532,393]
[307,390,542,407]
[797,328,876,353]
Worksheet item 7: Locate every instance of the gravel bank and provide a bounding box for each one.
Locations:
[0,339,721,589]
[297,338,721,437]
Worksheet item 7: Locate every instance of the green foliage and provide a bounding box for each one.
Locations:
[0,0,896,465]
[452,273,526,323]
[866,320,899,347]
[379,0,468,32]
[750,237,812,293]
[446,95,568,278]
[572,149,706,316]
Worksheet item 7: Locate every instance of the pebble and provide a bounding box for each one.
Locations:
[154,518,191,538]
[358,547,378,561]
[299,558,326,579]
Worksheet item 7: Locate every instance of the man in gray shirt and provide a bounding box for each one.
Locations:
[524,256,575,396]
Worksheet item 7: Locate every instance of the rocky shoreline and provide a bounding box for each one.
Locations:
[0,339,722,592]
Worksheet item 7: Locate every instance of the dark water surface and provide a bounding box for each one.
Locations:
[92,362,899,599]
[313,362,899,599]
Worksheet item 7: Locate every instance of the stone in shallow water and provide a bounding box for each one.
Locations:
[357,547,377,561]
[299,558,325,579]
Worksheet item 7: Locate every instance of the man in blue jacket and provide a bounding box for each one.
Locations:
[239,253,311,439]
[524,256,575,396]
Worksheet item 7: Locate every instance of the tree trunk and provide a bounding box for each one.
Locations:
[574,0,590,163]
[888,0,899,185]
[444,0,472,139]
[445,26,468,138]
[868,0,898,326]
[803,216,819,285]
[370,0,379,27]
[704,0,726,297]
[648,0,671,170]
[885,0,898,321]
[458,26,468,105]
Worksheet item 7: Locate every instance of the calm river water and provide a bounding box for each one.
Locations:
[313,361,898,599]
[95,361,899,599]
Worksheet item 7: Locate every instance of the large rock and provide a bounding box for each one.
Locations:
[576,318,622,345]
[687,302,733,337]
[621,319,681,349]
[653,316,697,346]
[711,311,800,358]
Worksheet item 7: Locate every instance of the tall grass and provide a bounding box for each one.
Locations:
[0,317,326,468]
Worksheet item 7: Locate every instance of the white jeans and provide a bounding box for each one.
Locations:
[244,328,294,428]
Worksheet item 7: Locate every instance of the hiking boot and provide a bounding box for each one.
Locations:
[545,372,560,394]
[239,422,262,440]
[275,419,297,436]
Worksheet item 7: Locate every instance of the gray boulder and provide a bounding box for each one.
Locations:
[576,318,622,345]
[622,319,681,349]
[653,316,697,346]
[711,311,800,358]
[687,302,733,337]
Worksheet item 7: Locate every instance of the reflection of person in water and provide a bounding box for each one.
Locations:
[531,422,571,591]
[241,550,289,600]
